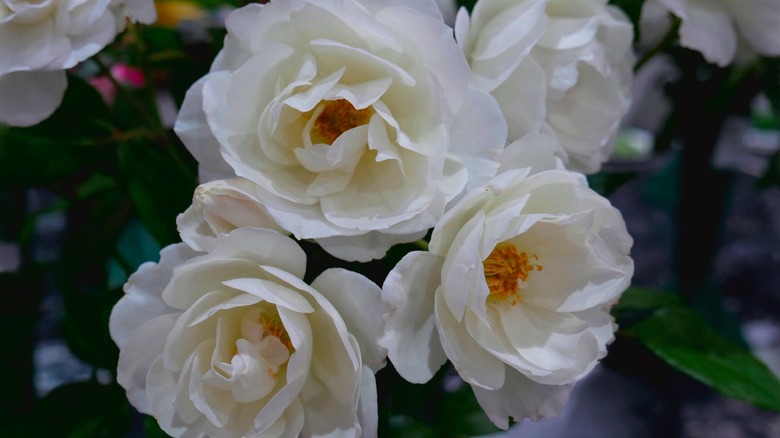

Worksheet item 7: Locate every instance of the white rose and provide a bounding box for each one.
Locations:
[177,178,286,252]
[174,0,507,262]
[380,166,634,428]
[110,227,387,437]
[0,0,156,126]
[455,0,634,174]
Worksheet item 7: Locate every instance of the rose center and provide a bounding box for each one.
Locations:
[311,99,373,145]
[483,243,542,305]
[258,314,294,353]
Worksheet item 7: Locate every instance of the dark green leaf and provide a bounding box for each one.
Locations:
[633,306,780,411]
[436,385,499,437]
[612,286,683,314]
[586,170,637,197]
[117,136,197,246]
[0,74,113,188]
[55,188,132,369]
[0,130,94,187]
[11,381,132,437]
[107,219,161,289]
[384,415,437,438]
[23,73,113,140]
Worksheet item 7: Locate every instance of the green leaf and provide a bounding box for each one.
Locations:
[11,381,132,437]
[117,137,197,246]
[23,73,113,140]
[633,306,780,411]
[0,74,113,188]
[55,188,131,369]
[384,415,437,438]
[586,170,637,197]
[612,286,683,314]
[435,385,499,437]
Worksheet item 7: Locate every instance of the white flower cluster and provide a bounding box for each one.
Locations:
[0,0,156,126]
[110,0,635,436]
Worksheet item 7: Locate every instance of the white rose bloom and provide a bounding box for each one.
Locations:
[380,165,634,428]
[110,227,387,437]
[174,0,507,262]
[639,0,780,67]
[177,178,287,252]
[0,0,156,126]
[455,0,634,174]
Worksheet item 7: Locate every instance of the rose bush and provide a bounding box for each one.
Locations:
[174,0,507,262]
[455,0,633,173]
[640,0,780,66]
[110,227,387,437]
[0,0,156,126]
[381,157,634,427]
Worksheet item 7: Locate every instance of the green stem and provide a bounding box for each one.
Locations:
[634,16,681,72]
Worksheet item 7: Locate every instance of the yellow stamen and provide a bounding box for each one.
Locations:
[258,315,294,352]
[312,99,373,145]
[483,243,542,305]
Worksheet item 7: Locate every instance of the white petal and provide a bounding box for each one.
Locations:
[725,0,780,57]
[311,268,388,372]
[177,178,285,252]
[221,277,315,313]
[252,308,311,434]
[110,243,199,348]
[299,349,361,437]
[435,289,505,390]
[174,76,236,182]
[116,314,177,414]
[316,230,426,262]
[471,370,571,429]
[492,57,547,142]
[449,86,506,191]
[380,251,447,383]
[357,365,379,438]
[230,338,279,403]
[0,70,66,127]
[441,212,488,321]
[676,0,737,66]
[499,134,562,174]
[308,307,360,404]
[498,304,592,376]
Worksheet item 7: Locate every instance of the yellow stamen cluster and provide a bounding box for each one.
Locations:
[313,99,373,145]
[259,315,294,352]
[483,243,542,305]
